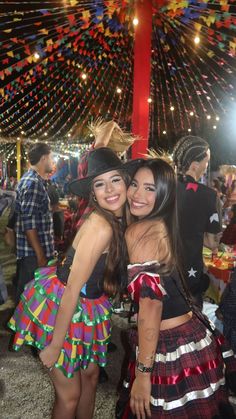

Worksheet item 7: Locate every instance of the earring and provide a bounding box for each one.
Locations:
[92,193,97,202]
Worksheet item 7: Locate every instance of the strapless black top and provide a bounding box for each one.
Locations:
[56,247,107,299]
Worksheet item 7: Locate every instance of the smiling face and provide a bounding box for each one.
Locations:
[92,170,127,216]
[127,167,156,219]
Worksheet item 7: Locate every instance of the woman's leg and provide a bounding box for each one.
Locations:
[49,368,81,419]
[76,363,99,419]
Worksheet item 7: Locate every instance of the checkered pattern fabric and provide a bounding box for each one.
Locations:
[15,169,54,259]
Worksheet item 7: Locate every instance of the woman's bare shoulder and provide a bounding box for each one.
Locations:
[126,219,165,241]
[125,220,168,263]
[76,211,112,244]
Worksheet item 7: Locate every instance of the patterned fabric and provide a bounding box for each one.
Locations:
[15,169,54,259]
[8,265,112,378]
[127,262,166,303]
[127,263,190,320]
[220,271,236,352]
[119,314,236,418]
[177,174,221,298]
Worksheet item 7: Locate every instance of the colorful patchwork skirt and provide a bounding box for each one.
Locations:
[8,266,113,378]
[117,314,236,418]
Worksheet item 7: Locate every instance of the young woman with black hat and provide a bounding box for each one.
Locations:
[8,148,140,419]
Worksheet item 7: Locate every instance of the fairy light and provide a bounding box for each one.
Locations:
[116,87,122,94]
[216,116,220,121]
[133,18,139,26]
[170,106,175,111]
[188,128,191,132]
[207,115,211,120]
[213,125,217,129]
[81,73,87,80]
[190,111,194,116]
[147,98,152,103]
[44,132,48,136]
[34,52,40,60]
[163,130,167,135]
[194,36,200,45]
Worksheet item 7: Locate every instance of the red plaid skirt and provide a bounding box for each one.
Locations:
[118,314,236,418]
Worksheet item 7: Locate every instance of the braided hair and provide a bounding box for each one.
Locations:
[173,136,209,179]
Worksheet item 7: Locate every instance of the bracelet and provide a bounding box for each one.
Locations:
[136,361,154,373]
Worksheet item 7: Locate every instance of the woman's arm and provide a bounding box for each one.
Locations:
[126,221,166,419]
[131,297,162,419]
[40,213,112,368]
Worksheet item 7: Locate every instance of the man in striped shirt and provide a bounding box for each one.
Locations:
[15,143,55,303]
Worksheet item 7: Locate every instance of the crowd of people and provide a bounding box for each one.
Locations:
[1,122,236,418]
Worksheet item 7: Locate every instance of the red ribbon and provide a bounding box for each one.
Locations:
[127,273,165,303]
[186,182,198,192]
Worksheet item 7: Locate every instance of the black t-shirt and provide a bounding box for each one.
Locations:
[177,175,221,295]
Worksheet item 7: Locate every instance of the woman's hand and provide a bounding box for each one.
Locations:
[130,373,152,419]
[39,344,60,369]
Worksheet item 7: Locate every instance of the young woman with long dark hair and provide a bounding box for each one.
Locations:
[117,158,236,418]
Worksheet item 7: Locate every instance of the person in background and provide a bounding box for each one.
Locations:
[173,136,222,308]
[221,204,236,246]
[14,143,55,303]
[225,180,236,208]
[9,148,137,419]
[117,158,236,419]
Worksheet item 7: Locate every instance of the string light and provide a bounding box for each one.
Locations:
[190,111,194,116]
[188,128,191,132]
[216,116,220,121]
[81,73,87,80]
[147,98,152,103]
[133,18,139,26]
[194,36,200,45]
[163,130,167,134]
[207,115,211,120]
[213,125,217,129]
[34,52,40,60]
[170,106,175,111]
[116,87,122,94]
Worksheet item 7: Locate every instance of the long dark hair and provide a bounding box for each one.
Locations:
[129,158,184,278]
[89,169,130,296]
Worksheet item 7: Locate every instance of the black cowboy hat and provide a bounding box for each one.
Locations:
[69,147,143,198]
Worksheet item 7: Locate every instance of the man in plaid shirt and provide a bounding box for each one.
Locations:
[15,143,54,303]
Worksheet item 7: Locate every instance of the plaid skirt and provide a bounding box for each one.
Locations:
[8,266,112,378]
[118,314,236,418]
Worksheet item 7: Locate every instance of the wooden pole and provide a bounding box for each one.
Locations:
[16,139,21,181]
